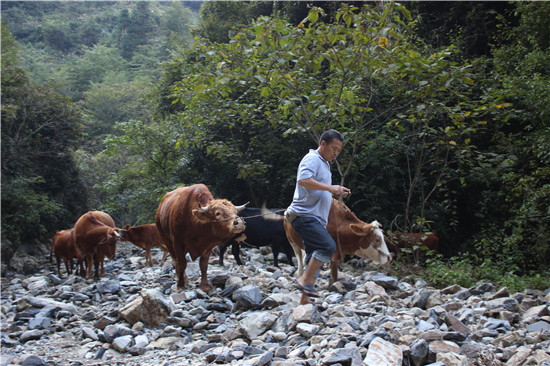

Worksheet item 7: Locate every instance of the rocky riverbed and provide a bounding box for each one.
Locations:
[1,241,550,366]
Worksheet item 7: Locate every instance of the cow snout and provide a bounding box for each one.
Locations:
[378,252,391,265]
[234,217,246,231]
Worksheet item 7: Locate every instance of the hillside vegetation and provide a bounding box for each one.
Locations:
[2,1,549,291]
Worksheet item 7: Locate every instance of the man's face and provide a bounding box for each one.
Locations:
[319,139,343,162]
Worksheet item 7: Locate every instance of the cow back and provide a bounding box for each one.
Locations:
[92,211,115,228]
[121,223,167,251]
[74,211,118,257]
[52,228,76,257]
[155,184,215,254]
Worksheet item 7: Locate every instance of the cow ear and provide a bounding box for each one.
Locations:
[192,209,209,223]
[350,223,368,236]
[124,224,130,230]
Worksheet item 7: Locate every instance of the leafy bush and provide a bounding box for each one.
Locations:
[391,253,550,293]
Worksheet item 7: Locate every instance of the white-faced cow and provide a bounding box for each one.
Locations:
[74,211,120,279]
[120,224,169,267]
[283,198,392,285]
[155,184,246,292]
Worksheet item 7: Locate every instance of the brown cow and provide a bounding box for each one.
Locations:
[74,211,120,279]
[120,224,169,267]
[386,231,439,262]
[155,184,246,291]
[50,228,83,276]
[282,199,392,286]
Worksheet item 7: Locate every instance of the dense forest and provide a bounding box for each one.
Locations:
[1,1,549,291]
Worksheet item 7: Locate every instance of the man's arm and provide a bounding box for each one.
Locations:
[298,177,351,197]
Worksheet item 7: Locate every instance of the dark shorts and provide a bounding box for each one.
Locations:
[291,216,336,264]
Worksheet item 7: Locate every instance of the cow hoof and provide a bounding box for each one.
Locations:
[199,285,212,293]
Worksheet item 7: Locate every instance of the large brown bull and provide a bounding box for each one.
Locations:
[155,184,246,292]
[120,224,169,267]
[74,211,120,279]
[283,199,392,285]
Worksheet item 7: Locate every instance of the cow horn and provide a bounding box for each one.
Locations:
[234,202,249,211]
[198,204,209,212]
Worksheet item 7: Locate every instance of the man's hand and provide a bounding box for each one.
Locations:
[331,185,351,197]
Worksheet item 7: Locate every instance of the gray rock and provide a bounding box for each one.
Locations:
[370,274,399,290]
[250,351,274,366]
[296,323,320,337]
[412,288,436,309]
[485,297,520,312]
[119,288,175,327]
[112,334,133,352]
[410,338,428,366]
[416,319,436,331]
[359,328,390,347]
[27,316,51,330]
[233,284,263,309]
[134,334,149,348]
[82,327,99,341]
[484,318,511,332]
[25,296,78,313]
[526,320,550,333]
[239,311,278,340]
[319,347,363,366]
[20,330,43,342]
[471,282,494,295]
[96,279,121,294]
[262,293,292,309]
[292,303,319,323]
[162,325,181,337]
[204,346,235,363]
[20,355,47,366]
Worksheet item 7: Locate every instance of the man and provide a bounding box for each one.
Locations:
[286,129,351,305]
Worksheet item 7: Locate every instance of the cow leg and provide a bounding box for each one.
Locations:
[64,258,71,276]
[198,254,212,292]
[77,259,85,277]
[68,258,74,275]
[56,257,62,277]
[175,253,188,289]
[145,247,153,267]
[271,244,280,268]
[283,244,296,267]
[93,256,100,279]
[160,250,168,266]
[289,241,304,277]
[231,242,243,265]
[85,254,94,279]
[329,260,340,287]
[218,242,229,266]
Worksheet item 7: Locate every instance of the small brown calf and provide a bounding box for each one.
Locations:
[120,224,169,267]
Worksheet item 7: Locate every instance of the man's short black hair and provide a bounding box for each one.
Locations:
[319,129,343,145]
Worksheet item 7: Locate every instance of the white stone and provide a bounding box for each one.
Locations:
[363,337,403,366]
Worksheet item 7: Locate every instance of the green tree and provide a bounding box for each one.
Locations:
[79,79,154,151]
[1,24,86,261]
[465,2,550,272]
[171,3,482,224]
[65,44,128,100]
[94,117,188,224]
[196,1,274,43]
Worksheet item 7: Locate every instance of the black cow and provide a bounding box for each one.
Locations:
[218,208,295,268]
